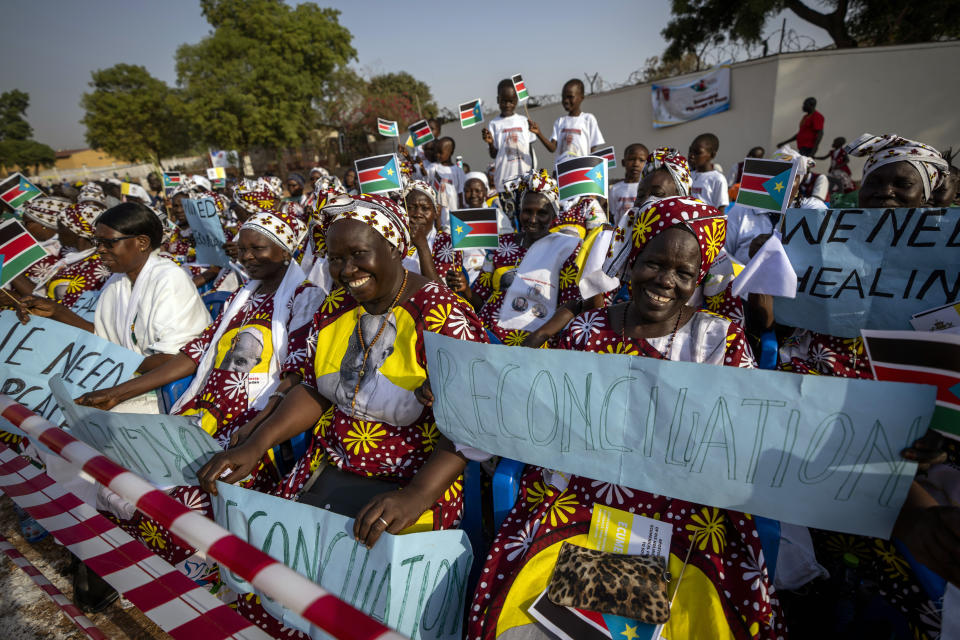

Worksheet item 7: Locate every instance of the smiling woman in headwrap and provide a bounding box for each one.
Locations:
[467,197,785,640]
[71,209,325,593]
[446,169,584,346]
[198,193,488,555]
[846,133,949,208]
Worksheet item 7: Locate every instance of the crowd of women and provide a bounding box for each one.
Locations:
[2,129,958,640]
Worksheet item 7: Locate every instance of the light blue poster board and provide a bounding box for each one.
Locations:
[423,332,934,539]
[213,482,472,640]
[0,311,143,434]
[70,289,101,322]
[183,197,229,267]
[776,207,960,337]
[50,376,220,489]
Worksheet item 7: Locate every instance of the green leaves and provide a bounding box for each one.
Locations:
[0,90,55,172]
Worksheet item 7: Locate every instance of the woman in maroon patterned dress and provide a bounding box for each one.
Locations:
[468,197,787,640]
[402,178,463,283]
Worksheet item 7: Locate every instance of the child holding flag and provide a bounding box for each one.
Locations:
[483,79,537,196]
[531,78,605,162]
[608,143,649,223]
[427,137,465,227]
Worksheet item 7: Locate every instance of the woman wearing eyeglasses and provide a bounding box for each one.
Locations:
[20,202,210,377]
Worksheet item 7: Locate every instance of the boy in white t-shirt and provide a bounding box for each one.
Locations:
[607,143,649,223]
[688,132,729,212]
[530,78,604,162]
[427,137,465,228]
[482,79,537,194]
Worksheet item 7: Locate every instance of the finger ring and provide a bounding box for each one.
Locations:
[378,517,389,527]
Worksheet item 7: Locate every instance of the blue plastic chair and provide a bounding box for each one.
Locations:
[159,375,194,414]
[758,329,779,370]
[894,539,946,603]
[202,291,232,320]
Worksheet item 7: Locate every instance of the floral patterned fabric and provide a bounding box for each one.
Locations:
[404,229,463,281]
[777,328,872,378]
[44,252,111,307]
[471,232,582,345]
[468,307,782,640]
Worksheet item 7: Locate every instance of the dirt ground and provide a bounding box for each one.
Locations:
[0,494,170,640]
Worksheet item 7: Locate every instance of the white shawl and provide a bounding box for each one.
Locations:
[498,232,580,332]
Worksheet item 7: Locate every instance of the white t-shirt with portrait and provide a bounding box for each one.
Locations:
[428,162,465,228]
[488,114,536,192]
[551,112,604,162]
[691,169,730,209]
[608,181,639,223]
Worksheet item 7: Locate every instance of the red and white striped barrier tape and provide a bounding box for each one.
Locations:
[0,395,408,640]
[0,444,269,640]
[0,533,108,640]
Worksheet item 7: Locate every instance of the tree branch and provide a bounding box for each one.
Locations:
[783,0,857,47]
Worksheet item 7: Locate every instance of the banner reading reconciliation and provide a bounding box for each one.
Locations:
[424,332,934,538]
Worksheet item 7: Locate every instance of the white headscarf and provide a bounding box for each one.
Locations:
[846,133,948,201]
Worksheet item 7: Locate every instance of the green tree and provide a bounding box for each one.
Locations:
[0,90,56,174]
[175,0,356,159]
[662,0,960,63]
[81,64,192,168]
[366,72,437,119]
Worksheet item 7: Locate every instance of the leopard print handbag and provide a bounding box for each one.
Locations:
[546,541,672,623]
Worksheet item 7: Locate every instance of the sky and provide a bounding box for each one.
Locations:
[0,0,830,150]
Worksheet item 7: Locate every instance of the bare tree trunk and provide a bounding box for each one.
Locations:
[784,0,857,48]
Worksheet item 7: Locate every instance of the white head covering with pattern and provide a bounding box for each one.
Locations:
[845,133,948,201]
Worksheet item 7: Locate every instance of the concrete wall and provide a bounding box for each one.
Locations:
[444,41,960,184]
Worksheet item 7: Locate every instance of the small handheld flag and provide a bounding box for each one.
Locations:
[408,120,434,147]
[511,74,529,102]
[377,117,399,138]
[206,166,227,189]
[449,208,499,250]
[355,153,402,195]
[0,173,43,213]
[595,146,617,170]
[459,99,483,129]
[556,156,607,201]
[0,218,50,287]
[162,171,181,195]
[734,158,800,215]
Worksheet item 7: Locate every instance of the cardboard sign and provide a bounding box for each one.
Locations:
[182,198,229,267]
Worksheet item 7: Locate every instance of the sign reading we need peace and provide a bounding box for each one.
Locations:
[424,332,934,539]
[0,311,143,432]
[214,482,472,640]
[775,207,960,337]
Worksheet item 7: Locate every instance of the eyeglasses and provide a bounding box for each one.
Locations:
[93,235,139,249]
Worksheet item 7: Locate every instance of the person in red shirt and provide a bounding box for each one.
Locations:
[778,96,824,156]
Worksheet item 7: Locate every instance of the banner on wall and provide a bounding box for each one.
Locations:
[651,64,731,129]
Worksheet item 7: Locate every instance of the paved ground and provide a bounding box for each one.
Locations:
[0,494,169,640]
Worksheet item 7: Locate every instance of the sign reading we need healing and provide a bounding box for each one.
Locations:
[424,332,934,539]
[183,197,229,267]
[214,482,472,640]
[775,207,960,337]
[0,311,143,432]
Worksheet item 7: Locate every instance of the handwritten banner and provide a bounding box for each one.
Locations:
[0,311,143,433]
[69,289,101,322]
[424,332,933,538]
[183,198,229,267]
[776,207,960,337]
[50,376,220,489]
[213,482,472,640]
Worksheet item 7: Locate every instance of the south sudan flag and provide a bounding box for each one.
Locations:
[557,156,607,201]
[511,74,529,102]
[355,153,401,195]
[863,329,960,437]
[0,173,42,212]
[459,99,483,129]
[595,145,616,169]
[408,119,434,147]
[0,218,49,287]
[377,118,399,137]
[449,208,499,250]
[163,171,181,195]
[735,158,797,214]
